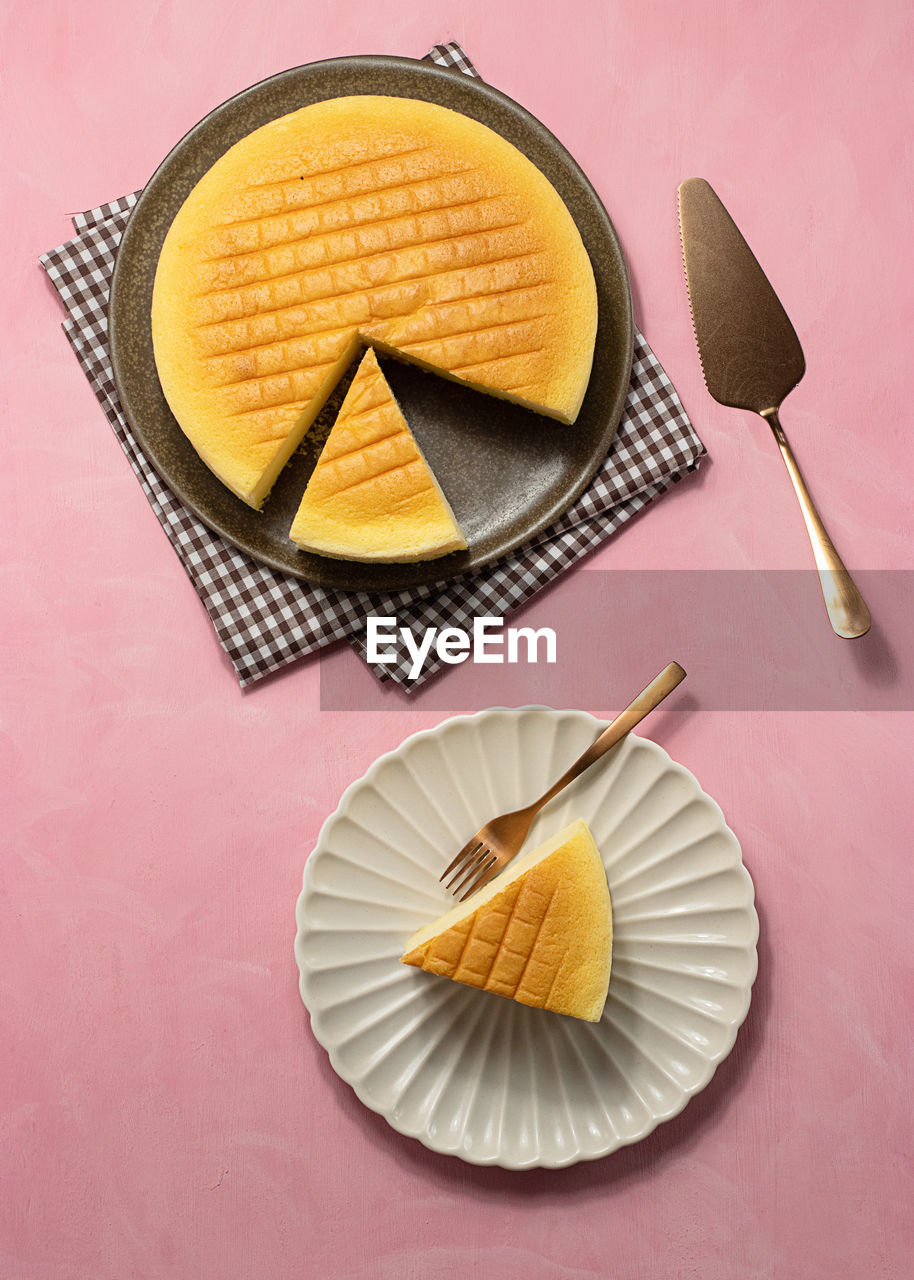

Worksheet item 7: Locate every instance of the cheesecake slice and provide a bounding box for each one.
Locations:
[402,819,612,1022]
[289,347,466,562]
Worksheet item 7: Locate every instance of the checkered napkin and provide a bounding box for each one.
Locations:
[40,41,704,692]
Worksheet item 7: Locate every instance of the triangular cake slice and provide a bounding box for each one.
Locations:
[402,819,612,1022]
[289,348,467,562]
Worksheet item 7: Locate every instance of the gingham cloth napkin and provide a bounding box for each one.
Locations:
[40,42,704,692]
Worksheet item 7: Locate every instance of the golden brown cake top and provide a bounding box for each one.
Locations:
[152,95,598,507]
[288,347,466,563]
[402,819,612,1021]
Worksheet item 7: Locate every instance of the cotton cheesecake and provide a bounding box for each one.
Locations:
[401,819,612,1022]
[151,95,598,509]
[289,347,466,562]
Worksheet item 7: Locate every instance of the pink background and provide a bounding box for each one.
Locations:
[2,1,912,1277]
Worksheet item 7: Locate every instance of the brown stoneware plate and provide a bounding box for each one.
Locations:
[109,56,634,593]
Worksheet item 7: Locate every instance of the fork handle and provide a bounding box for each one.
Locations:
[527,662,687,815]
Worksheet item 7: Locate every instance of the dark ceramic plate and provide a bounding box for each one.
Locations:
[109,56,633,593]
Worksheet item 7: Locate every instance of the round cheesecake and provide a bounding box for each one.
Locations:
[152,95,598,510]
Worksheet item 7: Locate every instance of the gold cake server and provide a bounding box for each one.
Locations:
[678,177,871,638]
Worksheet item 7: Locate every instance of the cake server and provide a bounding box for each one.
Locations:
[678,177,871,638]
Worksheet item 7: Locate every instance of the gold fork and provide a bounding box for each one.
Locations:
[441,662,687,901]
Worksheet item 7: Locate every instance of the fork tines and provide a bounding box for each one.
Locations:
[440,841,498,900]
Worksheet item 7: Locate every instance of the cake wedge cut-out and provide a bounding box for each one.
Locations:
[401,819,612,1022]
[288,347,467,562]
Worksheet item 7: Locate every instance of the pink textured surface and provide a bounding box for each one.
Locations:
[2,2,912,1277]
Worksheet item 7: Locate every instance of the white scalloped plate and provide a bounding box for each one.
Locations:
[295,707,758,1169]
